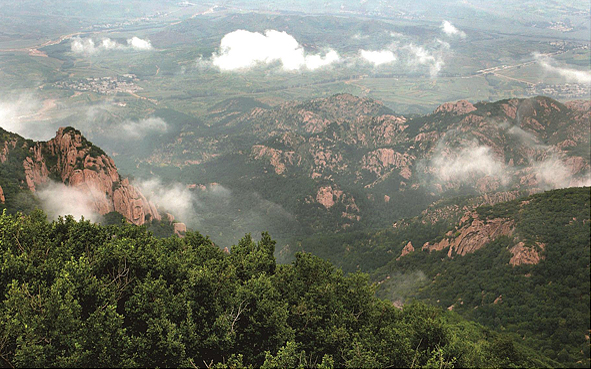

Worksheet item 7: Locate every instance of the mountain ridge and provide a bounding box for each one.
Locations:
[140,94,589,233]
[0,126,160,225]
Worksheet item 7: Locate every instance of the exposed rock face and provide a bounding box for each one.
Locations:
[23,156,49,191]
[423,211,514,257]
[251,145,300,175]
[0,185,4,203]
[361,149,414,176]
[1,139,17,164]
[173,222,187,236]
[397,241,415,260]
[134,94,589,230]
[434,100,477,115]
[313,184,360,223]
[20,127,160,225]
[112,179,161,225]
[316,186,343,209]
[509,242,545,266]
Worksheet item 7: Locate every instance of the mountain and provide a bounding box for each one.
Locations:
[135,94,589,235]
[294,187,590,367]
[0,126,160,225]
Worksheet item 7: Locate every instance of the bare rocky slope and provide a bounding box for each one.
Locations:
[0,126,160,225]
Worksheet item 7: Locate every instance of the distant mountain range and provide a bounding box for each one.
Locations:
[133,94,589,233]
[2,94,588,237]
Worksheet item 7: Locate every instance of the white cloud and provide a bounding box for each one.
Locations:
[504,122,591,189]
[71,37,98,54]
[405,43,447,77]
[100,38,125,51]
[534,53,591,84]
[135,178,197,224]
[441,21,466,38]
[352,33,369,40]
[110,117,168,140]
[127,36,153,50]
[36,181,103,222]
[0,95,56,141]
[424,121,590,193]
[211,29,340,72]
[359,49,397,66]
[506,125,544,148]
[431,143,507,183]
[531,156,591,190]
[71,36,153,55]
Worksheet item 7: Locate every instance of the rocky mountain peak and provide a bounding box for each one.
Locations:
[1,126,161,225]
[434,100,477,115]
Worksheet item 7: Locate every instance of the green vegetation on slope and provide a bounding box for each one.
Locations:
[0,210,553,368]
[296,187,589,367]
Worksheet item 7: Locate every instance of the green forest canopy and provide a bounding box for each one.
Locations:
[0,209,556,368]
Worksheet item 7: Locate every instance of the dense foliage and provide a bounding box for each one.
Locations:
[283,187,590,367]
[374,187,590,368]
[0,210,551,368]
[0,129,40,215]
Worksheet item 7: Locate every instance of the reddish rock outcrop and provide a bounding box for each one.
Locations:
[316,186,343,209]
[23,156,49,192]
[251,145,300,175]
[509,242,545,266]
[434,100,477,115]
[1,139,17,164]
[0,185,4,203]
[314,185,360,222]
[397,241,415,260]
[173,222,187,236]
[564,100,591,112]
[501,100,519,120]
[112,178,160,225]
[361,148,413,176]
[423,211,514,257]
[24,127,161,225]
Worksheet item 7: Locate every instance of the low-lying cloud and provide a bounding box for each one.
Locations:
[110,117,168,140]
[36,181,103,222]
[426,122,590,193]
[441,21,466,38]
[0,94,57,141]
[405,42,448,78]
[135,178,197,224]
[430,141,507,184]
[530,156,590,190]
[359,49,397,66]
[211,29,340,71]
[71,36,153,55]
[534,53,591,84]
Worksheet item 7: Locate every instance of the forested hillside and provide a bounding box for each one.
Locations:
[0,209,555,368]
[293,187,590,367]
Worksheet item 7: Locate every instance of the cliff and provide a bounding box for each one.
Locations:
[421,211,515,257]
[1,127,160,225]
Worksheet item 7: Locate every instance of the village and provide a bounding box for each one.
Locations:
[54,74,142,95]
